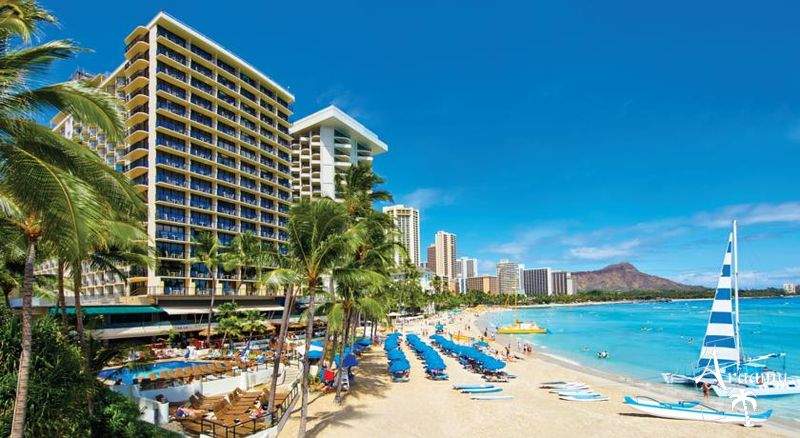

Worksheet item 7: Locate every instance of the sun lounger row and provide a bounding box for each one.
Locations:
[385,333,410,382]
[406,334,448,380]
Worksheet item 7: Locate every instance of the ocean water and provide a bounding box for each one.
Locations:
[487,297,800,420]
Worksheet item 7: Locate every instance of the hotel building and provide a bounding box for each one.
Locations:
[552,271,575,295]
[523,268,552,296]
[496,260,521,295]
[383,204,421,266]
[432,231,457,281]
[522,268,575,296]
[466,276,500,295]
[50,12,294,309]
[455,257,478,293]
[289,106,388,200]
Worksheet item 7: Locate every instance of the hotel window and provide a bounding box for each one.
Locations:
[217,153,235,169]
[157,26,186,47]
[190,77,213,95]
[190,162,211,176]
[190,178,212,193]
[191,143,213,160]
[190,194,212,210]
[190,111,212,127]
[156,61,186,82]
[190,44,213,61]
[190,127,212,144]
[239,72,256,87]
[156,132,186,151]
[217,90,236,107]
[156,43,185,64]
[218,75,236,92]
[156,223,185,241]
[217,200,235,216]
[241,88,256,102]
[156,80,186,100]
[190,60,213,78]
[217,137,236,153]
[191,211,212,227]
[157,96,186,116]
[156,205,185,222]
[216,58,236,75]
[156,151,185,169]
[217,169,235,184]
[240,176,256,190]
[259,85,275,99]
[191,94,213,110]
[156,168,185,186]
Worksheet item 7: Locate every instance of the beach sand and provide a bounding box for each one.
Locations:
[281,308,793,437]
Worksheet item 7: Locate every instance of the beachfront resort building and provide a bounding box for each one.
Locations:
[47,12,294,333]
[383,204,421,266]
[431,231,457,282]
[552,271,575,295]
[496,260,522,294]
[523,268,553,295]
[289,105,388,200]
[523,268,575,295]
[455,257,478,293]
[466,275,500,295]
[784,283,797,294]
[426,245,436,271]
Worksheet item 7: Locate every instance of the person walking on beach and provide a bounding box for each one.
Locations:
[701,382,710,399]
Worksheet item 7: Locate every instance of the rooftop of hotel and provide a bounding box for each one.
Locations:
[290,105,389,154]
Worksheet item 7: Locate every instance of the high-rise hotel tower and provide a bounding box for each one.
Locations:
[51,13,294,301]
[289,106,388,200]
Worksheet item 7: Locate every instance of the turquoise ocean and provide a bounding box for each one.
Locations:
[487,296,800,420]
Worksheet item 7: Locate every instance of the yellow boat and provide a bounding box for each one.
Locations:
[497,320,549,335]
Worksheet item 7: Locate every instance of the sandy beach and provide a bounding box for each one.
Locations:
[282,308,794,437]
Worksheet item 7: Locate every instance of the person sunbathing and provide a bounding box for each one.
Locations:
[175,406,203,419]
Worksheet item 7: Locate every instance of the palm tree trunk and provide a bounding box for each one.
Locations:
[205,273,216,347]
[57,259,66,324]
[297,289,316,438]
[72,264,85,351]
[10,236,37,438]
[334,307,353,403]
[267,287,294,419]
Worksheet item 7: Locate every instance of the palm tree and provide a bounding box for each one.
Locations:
[334,161,392,217]
[240,309,267,345]
[281,198,359,437]
[256,259,301,421]
[223,232,263,296]
[0,3,145,435]
[191,232,224,346]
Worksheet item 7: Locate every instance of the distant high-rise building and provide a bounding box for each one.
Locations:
[290,106,388,200]
[784,283,797,295]
[518,263,526,293]
[383,204,420,266]
[466,276,500,295]
[523,268,553,296]
[426,244,436,271]
[455,257,477,293]
[433,231,457,281]
[552,271,575,295]
[496,260,521,294]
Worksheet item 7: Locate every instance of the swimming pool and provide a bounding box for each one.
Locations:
[98,360,209,385]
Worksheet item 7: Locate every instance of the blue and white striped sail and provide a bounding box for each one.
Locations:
[697,233,740,370]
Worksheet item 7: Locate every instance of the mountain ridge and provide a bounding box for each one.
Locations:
[572,262,706,292]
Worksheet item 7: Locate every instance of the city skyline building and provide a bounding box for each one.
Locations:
[383,204,421,266]
[432,231,457,281]
[523,268,553,296]
[289,105,388,200]
[50,12,294,303]
[496,259,521,294]
[455,256,477,293]
[466,275,500,295]
[552,271,575,295]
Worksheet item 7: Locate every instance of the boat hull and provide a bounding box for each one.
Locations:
[461,387,501,394]
[624,396,772,424]
[712,383,800,398]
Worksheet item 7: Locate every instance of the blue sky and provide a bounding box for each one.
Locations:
[43,1,800,288]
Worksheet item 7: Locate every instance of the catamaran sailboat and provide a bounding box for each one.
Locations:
[661,221,800,397]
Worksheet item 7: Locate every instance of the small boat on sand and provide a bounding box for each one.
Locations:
[624,396,772,425]
[560,394,608,402]
[471,395,514,400]
[453,384,494,390]
[461,386,502,394]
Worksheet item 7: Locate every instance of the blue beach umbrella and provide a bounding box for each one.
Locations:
[307,349,323,360]
[389,359,410,373]
[387,349,405,360]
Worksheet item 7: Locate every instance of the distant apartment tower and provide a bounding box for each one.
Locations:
[455,257,478,293]
[466,276,500,295]
[383,204,420,266]
[523,268,553,296]
[289,106,388,200]
[518,263,526,293]
[496,260,521,294]
[426,245,436,271]
[784,283,797,294]
[50,13,294,298]
[552,271,575,295]
[433,231,457,281]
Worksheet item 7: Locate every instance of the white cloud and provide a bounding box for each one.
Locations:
[478,259,497,276]
[693,202,800,229]
[569,239,641,261]
[672,267,800,289]
[486,226,565,257]
[400,188,455,211]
